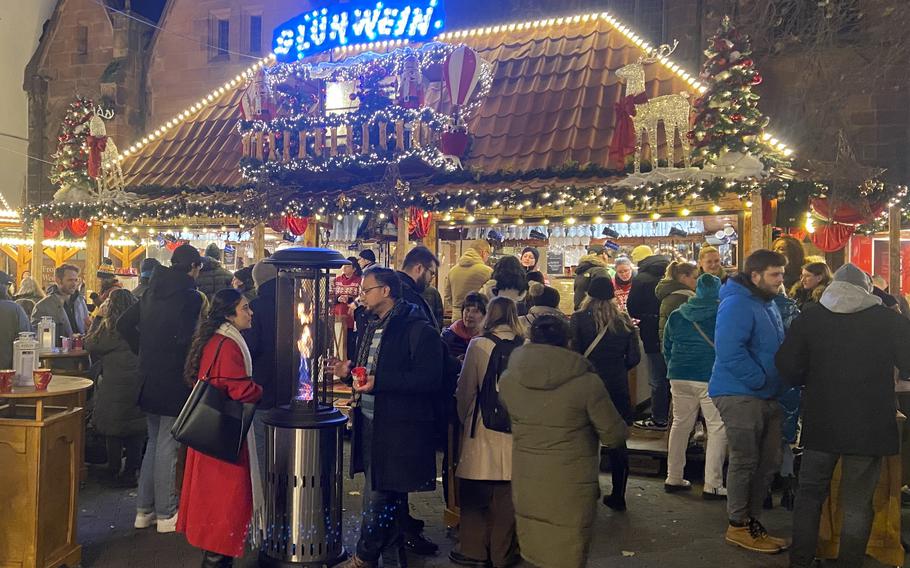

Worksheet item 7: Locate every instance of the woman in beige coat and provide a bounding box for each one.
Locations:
[499,315,628,568]
[450,297,524,568]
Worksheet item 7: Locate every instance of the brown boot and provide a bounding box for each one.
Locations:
[725,520,781,554]
[748,518,790,550]
[332,555,377,568]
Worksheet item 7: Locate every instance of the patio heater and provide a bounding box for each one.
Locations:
[259,247,349,568]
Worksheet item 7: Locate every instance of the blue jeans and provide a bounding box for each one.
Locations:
[356,414,406,564]
[646,352,669,424]
[136,413,179,518]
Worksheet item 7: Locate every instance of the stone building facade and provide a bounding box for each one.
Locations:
[24,0,909,205]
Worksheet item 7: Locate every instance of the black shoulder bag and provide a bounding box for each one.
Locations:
[171,337,258,463]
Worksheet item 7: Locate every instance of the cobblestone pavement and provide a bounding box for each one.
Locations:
[77,449,909,568]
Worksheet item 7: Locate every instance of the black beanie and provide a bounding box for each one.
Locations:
[359,249,376,263]
[587,276,615,300]
[521,246,540,264]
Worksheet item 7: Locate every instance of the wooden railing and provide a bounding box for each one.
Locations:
[241,119,440,162]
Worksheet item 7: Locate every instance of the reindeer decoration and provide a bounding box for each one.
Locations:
[614,42,691,173]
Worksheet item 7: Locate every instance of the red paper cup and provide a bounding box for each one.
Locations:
[0,369,14,393]
[352,366,367,387]
[33,368,52,391]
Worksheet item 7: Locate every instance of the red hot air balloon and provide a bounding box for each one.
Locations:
[444,46,481,124]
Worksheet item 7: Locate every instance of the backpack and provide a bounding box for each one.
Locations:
[471,333,524,436]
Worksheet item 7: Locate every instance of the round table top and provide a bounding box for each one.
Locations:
[0,375,93,398]
[38,349,89,359]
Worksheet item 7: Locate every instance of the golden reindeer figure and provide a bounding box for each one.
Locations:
[615,42,691,173]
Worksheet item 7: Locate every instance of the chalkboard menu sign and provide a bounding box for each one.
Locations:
[546,250,564,275]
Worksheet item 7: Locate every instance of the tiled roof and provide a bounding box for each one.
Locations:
[463,19,686,172]
[122,86,245,188]
[122,17,691,190]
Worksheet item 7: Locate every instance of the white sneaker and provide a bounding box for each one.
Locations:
[134,511,156,529]
[703,486,728,500]
[156,513,178,533]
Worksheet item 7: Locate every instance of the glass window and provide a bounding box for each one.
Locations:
[217,19,230,56]
[250,15,262,54]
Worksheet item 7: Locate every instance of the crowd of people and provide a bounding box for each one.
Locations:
[3,234,907,568]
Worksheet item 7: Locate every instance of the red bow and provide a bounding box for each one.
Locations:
[608,92,649,168]
[407,207,432,239]
[86,135,107,179]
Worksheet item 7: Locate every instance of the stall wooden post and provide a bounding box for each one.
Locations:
[84,223,103,294]
[396,209,409,269]
[108,245,146,270]
[253,223,266,264]
[890,206,902,295]
[303,217,318,248]
[424,218,438,256]
[31,217,43,284]
[747,191,764,256]
[0,246,32,285]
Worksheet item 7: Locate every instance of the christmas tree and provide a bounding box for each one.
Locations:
[49,96,96,193]
[690,16,770,164]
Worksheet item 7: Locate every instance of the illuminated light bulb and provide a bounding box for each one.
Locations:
[745,201,754,208]
[516,218,525,225]
[621,214,631,222]
[650,212,662,220]
[490,217,499,224]
[594,216,604,224]
[566,217,577,225]
[680,208,691,216]
[711,204,721,213]
[358,214,365,221]
[783,148,794,157]
[466,215,475,223]
[542,219,550,225]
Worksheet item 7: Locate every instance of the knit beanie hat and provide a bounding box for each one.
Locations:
[252,260,278,287]
[359,249,376,263]
[204,243,222,261]
[695,273,722,300]
[833,263,872,292]
[170,244,202,267]
[587,276,615,300]
[521,246,540,264]
[631,245,654,264]
[527,281,560,308]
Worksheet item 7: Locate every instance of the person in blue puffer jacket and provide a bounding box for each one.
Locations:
[708,249,789,554]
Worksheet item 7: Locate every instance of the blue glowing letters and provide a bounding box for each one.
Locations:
[273,0,446,61]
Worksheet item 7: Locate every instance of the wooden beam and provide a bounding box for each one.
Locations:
[748,191,763,256]
[303,216,318,248]
[31,217,43,276]
[396,209,409,270]
[253,223,266,264]
[84,223,103,294]
[890,205,901,295]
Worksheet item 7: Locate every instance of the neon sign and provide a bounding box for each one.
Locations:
[272,0,446,62]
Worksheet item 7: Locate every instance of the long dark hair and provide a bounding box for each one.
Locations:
[184,288,244,386]
[98,289,136,333]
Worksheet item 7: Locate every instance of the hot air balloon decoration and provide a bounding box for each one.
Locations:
[441,46,483,162]
[443,45,482,127]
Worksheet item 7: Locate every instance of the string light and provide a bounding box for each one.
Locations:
[42,239,87,249]
[119,52,278,161]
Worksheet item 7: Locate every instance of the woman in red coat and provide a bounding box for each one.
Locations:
[177,288,262,567]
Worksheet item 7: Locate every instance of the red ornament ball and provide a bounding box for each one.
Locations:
[731,113,743,123]
[751,73,763,86]
[741,59,754,68]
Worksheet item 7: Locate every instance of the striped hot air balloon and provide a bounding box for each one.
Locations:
[444,46,481,108]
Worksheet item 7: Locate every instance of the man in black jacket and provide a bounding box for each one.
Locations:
[117,244,204,534]
[241,260,279,476]
[776,264,910,568]
[397,246,440,330]
[626,245,671,430]
[573,244,612,310]
[333,267,443,568]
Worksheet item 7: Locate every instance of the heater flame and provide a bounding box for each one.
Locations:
[296,301,314,401]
